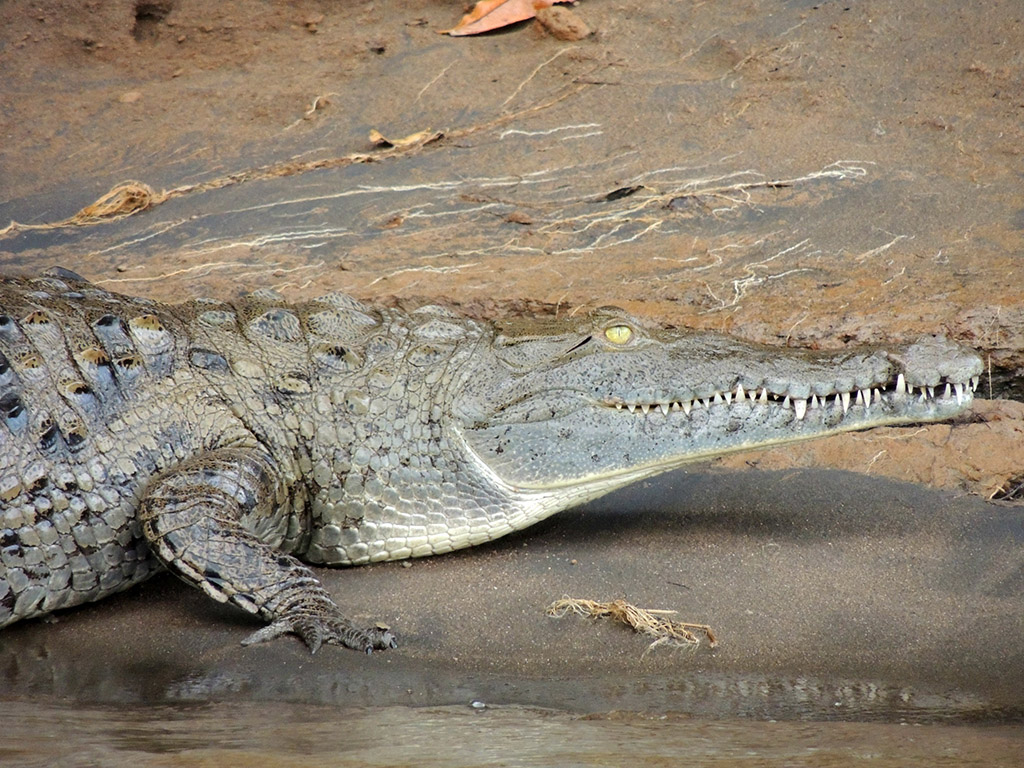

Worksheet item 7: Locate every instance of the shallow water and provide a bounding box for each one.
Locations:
[3,699,1022,768]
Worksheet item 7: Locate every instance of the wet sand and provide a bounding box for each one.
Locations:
[3,469,1022,722]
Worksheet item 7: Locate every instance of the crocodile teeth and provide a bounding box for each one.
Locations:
[610,384,933,421]
[970,376,979,391]
[944,382,952,400]
[794,398,807,420]
[954,382,964,404]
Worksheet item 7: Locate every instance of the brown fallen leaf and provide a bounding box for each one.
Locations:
[444,0,575,37]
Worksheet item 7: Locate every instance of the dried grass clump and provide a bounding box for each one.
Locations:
[547,597,717,653]
[0,181,165,237]
[70,181,163,224]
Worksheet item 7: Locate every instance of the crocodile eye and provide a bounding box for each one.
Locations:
[604,325,633,345]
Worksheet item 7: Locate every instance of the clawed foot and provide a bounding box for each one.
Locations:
[242,614,398,654]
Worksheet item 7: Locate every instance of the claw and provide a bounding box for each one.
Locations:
[241,618,293,647]
[241,616,397,654]
[305,624,324,655]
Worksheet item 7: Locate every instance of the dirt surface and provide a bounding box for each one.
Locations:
[2,2,1022,339]
[1,0,1023,726]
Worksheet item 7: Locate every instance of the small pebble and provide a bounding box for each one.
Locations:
[536,7,591,41]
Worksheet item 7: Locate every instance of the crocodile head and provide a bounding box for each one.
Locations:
[454,307,982,504]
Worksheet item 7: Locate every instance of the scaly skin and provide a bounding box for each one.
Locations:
[0,269,982,652]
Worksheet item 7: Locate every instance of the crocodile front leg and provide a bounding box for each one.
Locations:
[139,447,396,653]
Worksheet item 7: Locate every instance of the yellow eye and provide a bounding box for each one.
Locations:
[604,325,633,345]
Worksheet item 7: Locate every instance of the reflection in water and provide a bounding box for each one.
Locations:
[2,700,1022,768]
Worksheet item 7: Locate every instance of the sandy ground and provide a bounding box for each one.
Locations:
[3,468,1023,721]
[1,0,1023,725]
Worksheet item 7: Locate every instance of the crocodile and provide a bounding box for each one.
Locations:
[0,268,982,652]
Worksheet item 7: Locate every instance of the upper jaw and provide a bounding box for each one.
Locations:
[464,333,983,430]
[594,334,984,424]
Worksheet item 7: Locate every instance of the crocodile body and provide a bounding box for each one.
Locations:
[0,269,982,652]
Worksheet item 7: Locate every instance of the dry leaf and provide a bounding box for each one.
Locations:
[444,0,574,37]
[369,128,441,149]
